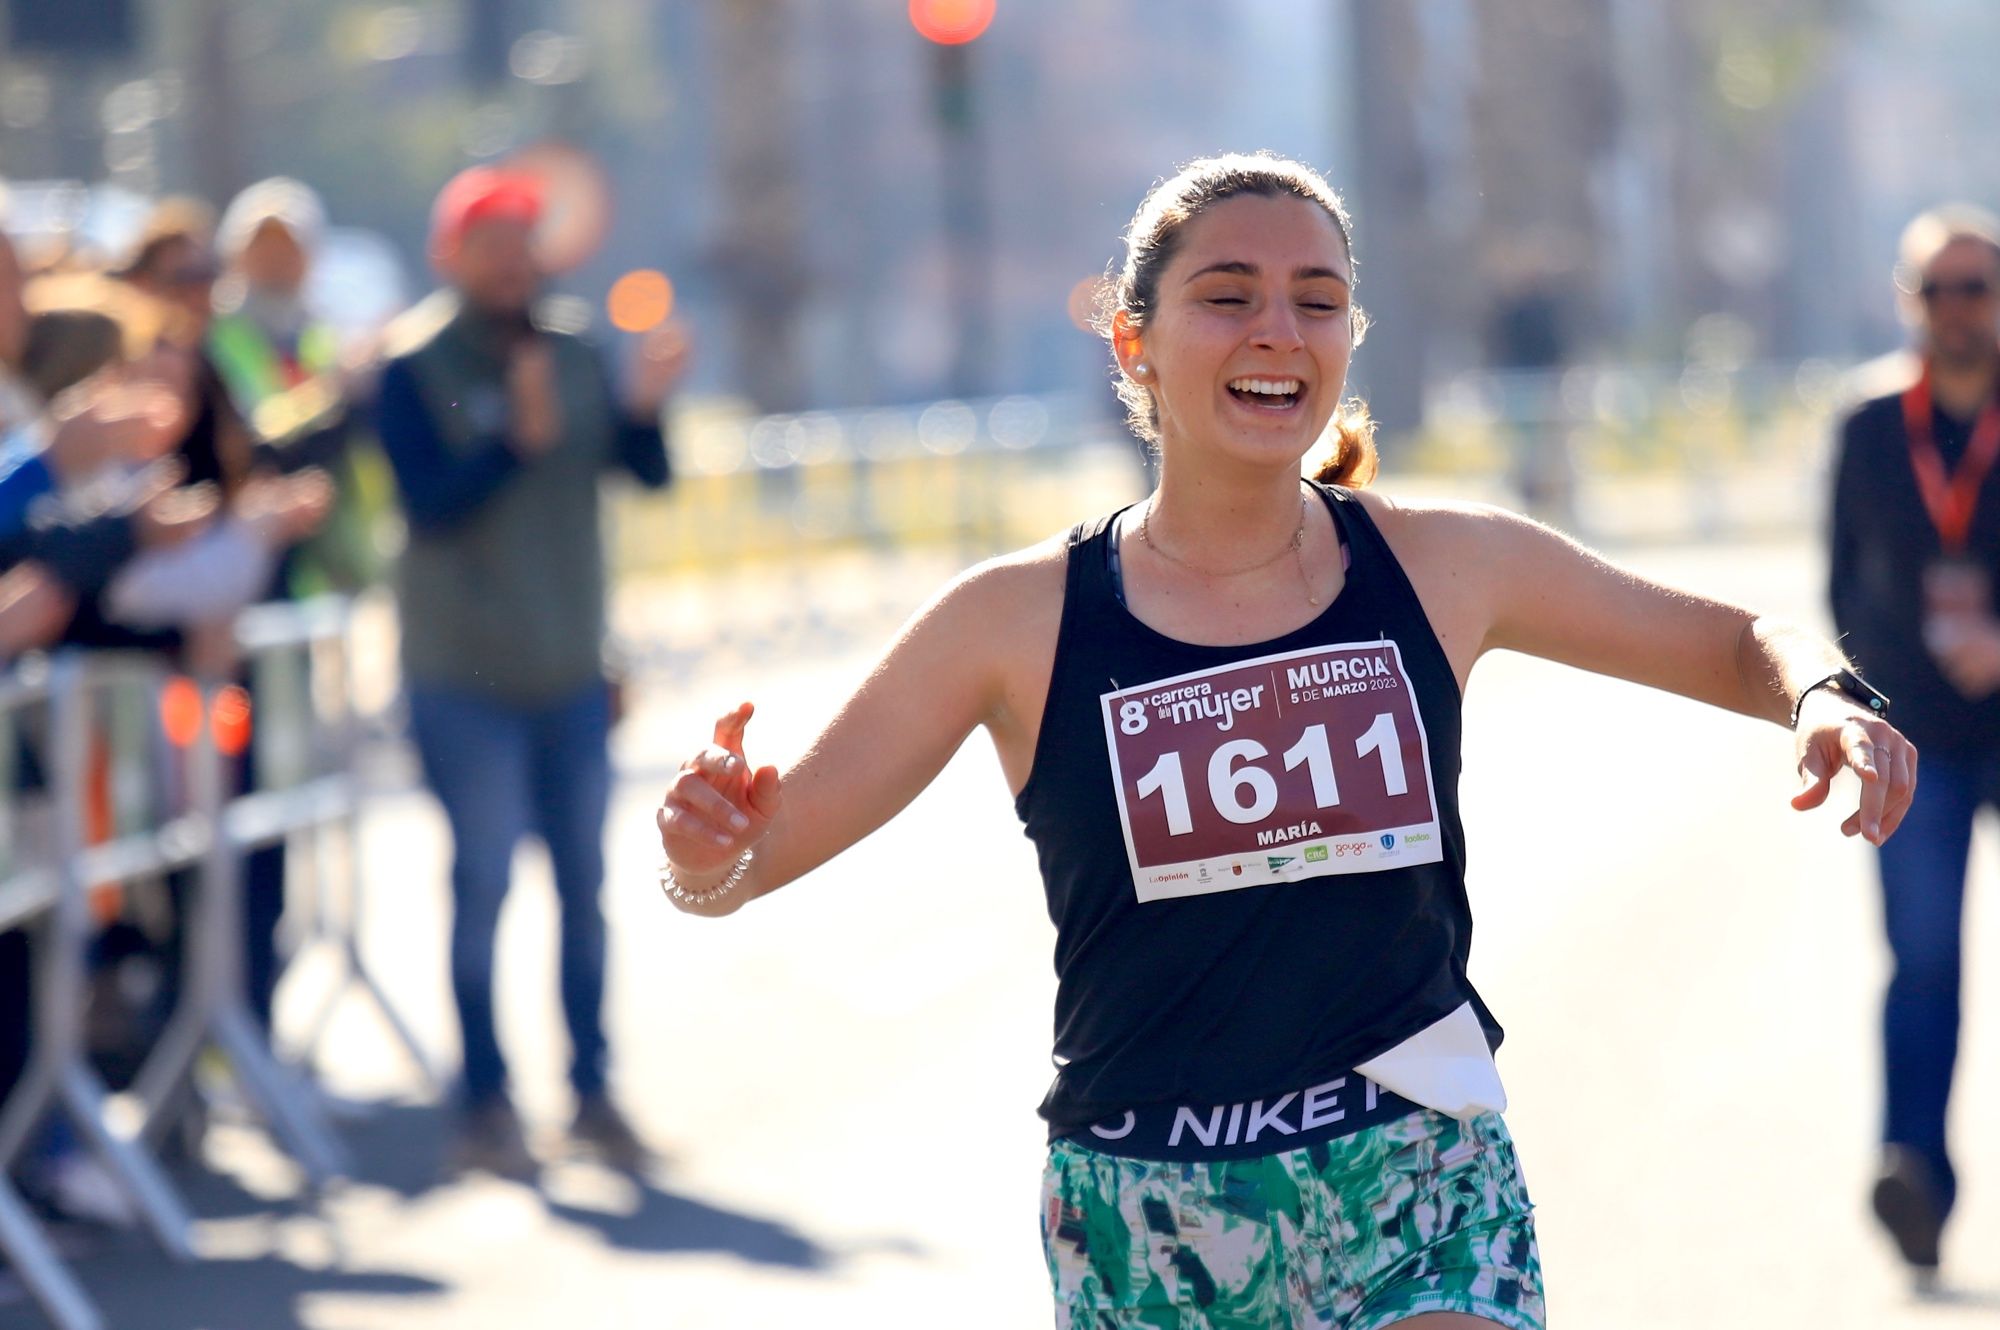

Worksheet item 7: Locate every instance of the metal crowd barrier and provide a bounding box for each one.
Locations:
[227,596,436,1097]
[0,596,431,1330]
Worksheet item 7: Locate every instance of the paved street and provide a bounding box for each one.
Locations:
[8,529,2000,1329]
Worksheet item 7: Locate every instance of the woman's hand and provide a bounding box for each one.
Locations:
[1789,691,1917,845]
[656,701,783,885]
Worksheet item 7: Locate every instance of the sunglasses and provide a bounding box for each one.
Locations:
[156,263,219,289]
[1920,276,1994,303]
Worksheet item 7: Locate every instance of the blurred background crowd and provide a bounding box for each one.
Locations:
[8,0,2000,639]
[3,1,2000,1327]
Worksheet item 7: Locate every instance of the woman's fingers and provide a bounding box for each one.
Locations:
[1838,720,1879,782]
[712,702,754,759]
[1829,719,1917,845]
[656,702,782,868]
[1877,737,1918,841]
[687,743,748,800]
[656,768,747,867]
[1794,715,1919,846]
[665,766,750,839]
[747,764,783,820]
[1791,745,1834,811]
[655,703,781,882]
[1837,721,1887,842]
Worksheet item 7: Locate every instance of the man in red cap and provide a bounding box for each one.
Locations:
[375,164,688,1179]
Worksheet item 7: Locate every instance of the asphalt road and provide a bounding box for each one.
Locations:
[11,532,1999,1329]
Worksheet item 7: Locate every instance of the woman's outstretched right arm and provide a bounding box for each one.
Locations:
[654,548,1061,915]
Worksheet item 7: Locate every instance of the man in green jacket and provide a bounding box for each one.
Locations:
[375,166,686,1179]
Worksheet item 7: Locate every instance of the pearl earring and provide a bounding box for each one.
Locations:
[1133,362,1150,378]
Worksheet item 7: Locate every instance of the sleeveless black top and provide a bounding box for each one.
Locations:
[1014,483,1500,1134]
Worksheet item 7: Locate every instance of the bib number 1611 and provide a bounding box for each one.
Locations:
[1132,713,1408,835]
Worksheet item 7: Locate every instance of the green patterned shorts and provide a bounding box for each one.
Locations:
[1040,1109,1543,1329]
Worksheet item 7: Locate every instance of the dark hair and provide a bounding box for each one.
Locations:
[113,197,215,282]
[20,308,124,404]
[1098,152,1378,488]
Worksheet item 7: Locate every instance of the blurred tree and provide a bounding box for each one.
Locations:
[711,0,808,413]
[912,0,995,398]
[1349,0,1431,436]
[464,0,520,90]
[185,0,247,203]
[1470,0,1617,367]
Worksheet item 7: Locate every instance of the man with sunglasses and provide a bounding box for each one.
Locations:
[1829,204,2000,1287]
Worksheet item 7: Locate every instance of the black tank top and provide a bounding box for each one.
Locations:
[1015,483,1500,1134]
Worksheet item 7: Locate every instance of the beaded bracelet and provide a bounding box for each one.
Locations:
[660,850,754,908]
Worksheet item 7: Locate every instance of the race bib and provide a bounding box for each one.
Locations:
[1101,641,1444,902]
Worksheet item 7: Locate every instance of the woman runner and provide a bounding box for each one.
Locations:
[654,153,1916,1328]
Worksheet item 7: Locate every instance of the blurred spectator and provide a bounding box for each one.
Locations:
[211,177,336,402]
[374,165,685,1178]
[1828,203,2000,1284]
[1484,241,1578,526]
[0,224,199,1228]
[12,284,330,639]
[210,176,394,596]
[8,280,329,1099]
[0,221,35,434]
[0,239,227,660]
[119,201,341,1036]
[111,198,254,497]
[0,563,71,657]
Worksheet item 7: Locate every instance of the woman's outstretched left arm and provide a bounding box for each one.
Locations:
[1448,504,1916,845]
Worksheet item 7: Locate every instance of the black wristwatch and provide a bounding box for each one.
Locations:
[1790,668,1891,729]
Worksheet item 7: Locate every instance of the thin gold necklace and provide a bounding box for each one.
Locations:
[1138,491,1320,606]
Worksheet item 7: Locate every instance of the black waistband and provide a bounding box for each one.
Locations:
[1055,1071,1422,1162]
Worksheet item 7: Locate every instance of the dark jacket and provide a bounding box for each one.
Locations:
[374,293,669,705]
[1829,381,2000,754]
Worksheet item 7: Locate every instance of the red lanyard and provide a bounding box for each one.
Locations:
[1901,363,2000,556]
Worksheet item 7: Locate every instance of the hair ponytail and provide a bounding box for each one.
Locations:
[1312,398,1379,488]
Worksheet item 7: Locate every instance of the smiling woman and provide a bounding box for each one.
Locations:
[653,152,1917,1329]
[1098,155,1377,496]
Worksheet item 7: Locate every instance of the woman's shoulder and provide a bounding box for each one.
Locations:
[1343,484,1532,551]
[937,527,1073,621]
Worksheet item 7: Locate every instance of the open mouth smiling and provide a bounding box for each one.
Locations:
[1227,376,1304,409]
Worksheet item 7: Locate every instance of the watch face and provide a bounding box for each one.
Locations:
[1839,672,1888,716]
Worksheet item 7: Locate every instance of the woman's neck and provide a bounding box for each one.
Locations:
[1145,457,1307,565]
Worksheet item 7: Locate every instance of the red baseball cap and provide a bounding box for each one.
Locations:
[429,166,544,254]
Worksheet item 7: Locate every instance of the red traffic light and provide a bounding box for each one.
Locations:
[909,0,994,45]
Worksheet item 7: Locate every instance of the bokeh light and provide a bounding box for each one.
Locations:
[607,269,675,333]
[909,0,995,46]
[501,141,612,274]
[211,684,252,758]
[159,676,201,749]
[1066,275,1107,333]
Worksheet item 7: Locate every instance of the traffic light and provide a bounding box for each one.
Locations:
[912,0,993,131]
[908,0,994,46]
[909,0,994,397]
[6,0,138,57]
